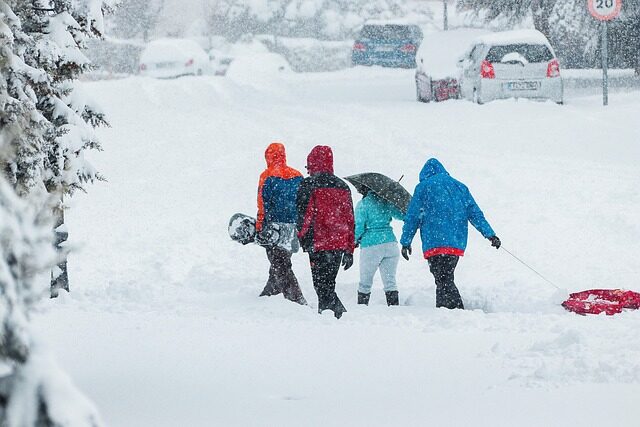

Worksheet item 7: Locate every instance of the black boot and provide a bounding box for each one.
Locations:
[357,292,370,305]
[332,297,347,319]
[385,291,399,306]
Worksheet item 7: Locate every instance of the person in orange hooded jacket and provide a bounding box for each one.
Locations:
[256,142,306,304]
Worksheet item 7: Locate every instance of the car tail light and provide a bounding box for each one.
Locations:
[400,44,416,53]
[547,59,560,78]
[185,58,194,66]
[480,60,495,79]
[139,63,146,71]
[353,42,366,52]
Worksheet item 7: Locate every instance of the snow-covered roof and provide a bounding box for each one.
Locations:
[474,29,552,48]
[417,28,491,79]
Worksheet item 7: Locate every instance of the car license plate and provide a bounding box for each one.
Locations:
[156,62,175,69]
[375,46,394,52]
[506,81,539,91]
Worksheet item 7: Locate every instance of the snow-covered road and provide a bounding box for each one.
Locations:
[36,68,640,426]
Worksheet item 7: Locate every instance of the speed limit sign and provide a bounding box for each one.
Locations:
[588,0,622,21]
[588,0,622,106]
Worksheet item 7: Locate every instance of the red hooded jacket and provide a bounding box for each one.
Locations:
[296,146,355,253]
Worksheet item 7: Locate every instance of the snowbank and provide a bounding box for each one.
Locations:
[225,52,292,87]
[34,68,640,426]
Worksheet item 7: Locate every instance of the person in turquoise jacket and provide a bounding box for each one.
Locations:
[400,158,501,309]
[355,189,404,306]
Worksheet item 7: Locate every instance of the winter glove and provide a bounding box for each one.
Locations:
[489,236,501,249]
[342,253,354,271]
[401,246,412,261]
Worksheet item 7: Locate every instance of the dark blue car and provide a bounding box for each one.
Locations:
[351,23,423,68]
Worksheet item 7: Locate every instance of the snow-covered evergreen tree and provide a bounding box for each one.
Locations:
[615,0,640,72]
[15,0,111,197]
[0,2,103,425]
[10,0,113,295]
[0,1,47,197]
[548,0,598,68]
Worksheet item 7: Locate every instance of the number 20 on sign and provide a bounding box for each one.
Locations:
[588,0,622,21]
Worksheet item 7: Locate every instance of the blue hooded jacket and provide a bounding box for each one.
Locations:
[399,158,495,256]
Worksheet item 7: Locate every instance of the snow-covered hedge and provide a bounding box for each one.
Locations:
[258,36,352,72]
[85,37,144,75]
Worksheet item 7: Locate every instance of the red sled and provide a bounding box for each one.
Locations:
[562,289,640,315]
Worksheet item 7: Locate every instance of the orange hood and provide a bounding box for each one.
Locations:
[265,142,287,168]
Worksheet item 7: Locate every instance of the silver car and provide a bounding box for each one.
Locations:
[459,30,563,104]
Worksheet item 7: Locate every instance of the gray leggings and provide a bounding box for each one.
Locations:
[358,242,399,293]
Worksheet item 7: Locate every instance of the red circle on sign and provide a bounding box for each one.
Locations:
[588,0,623,21]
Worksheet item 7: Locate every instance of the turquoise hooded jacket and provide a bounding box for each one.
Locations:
[355,193,404,248]
[400,158,495,256]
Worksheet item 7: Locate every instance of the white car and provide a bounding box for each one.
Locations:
[139,39,209,78]
[415,28,490,102]
[459,30,564,104]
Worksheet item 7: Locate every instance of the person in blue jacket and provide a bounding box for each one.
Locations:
[355,188,404,306]
[399,158,501,309]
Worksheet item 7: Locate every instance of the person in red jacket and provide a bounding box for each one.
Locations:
[296,145,355,319]
[257,142,306,305]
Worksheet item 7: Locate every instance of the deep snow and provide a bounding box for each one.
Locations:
[35,67,640,426]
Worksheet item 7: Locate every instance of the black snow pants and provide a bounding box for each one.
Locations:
[309,250,347,319]
[427,254,464,310]
[260,246,307,305]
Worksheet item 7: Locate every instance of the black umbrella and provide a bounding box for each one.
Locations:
[344,173,412,214]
